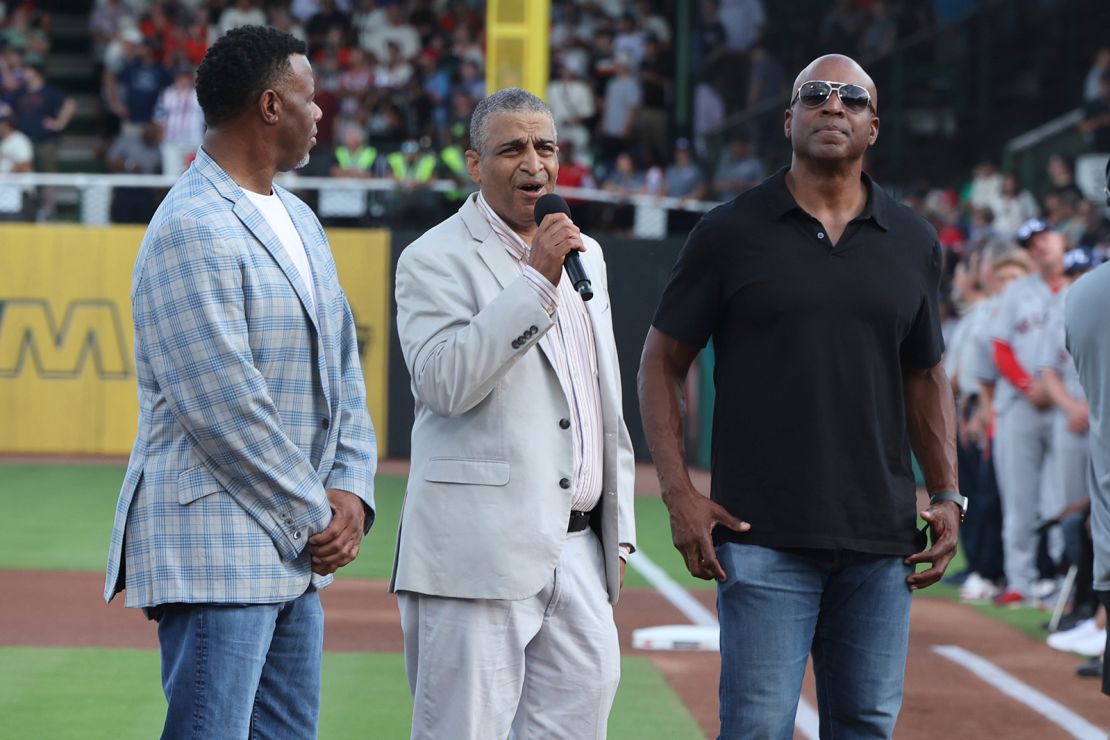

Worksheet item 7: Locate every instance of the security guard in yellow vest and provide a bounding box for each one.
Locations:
[387,139,442,225]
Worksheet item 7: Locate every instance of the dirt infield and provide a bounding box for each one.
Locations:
[3,569,1109,739]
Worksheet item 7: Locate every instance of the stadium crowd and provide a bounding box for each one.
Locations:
[1,0,1109,683]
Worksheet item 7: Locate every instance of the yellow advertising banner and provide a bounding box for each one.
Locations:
[0,224,390,457]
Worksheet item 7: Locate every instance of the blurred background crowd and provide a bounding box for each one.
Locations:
[0,0,1108,684]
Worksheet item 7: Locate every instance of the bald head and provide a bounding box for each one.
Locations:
[792,54,878,112]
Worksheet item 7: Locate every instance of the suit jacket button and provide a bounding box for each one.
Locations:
[321,417,330,430]
[559,478,570,489]
[293,530,301,540]
[530,325,538,333]
[512,339,520,349]
[559,418,570,429]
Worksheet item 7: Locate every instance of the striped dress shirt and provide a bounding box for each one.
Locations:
[475,193,605,515]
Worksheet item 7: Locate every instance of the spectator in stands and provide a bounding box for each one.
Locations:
[967,159,1003,210]
[988,172,1040,238]
[554,138,597,228]
[548,58,595,155]
[817,0,863,56]
[268,5,307,44]
[318,120,379,223]
[746,44,789,150]
[351,0,385,51]
[336,46,373,117]
[365,4,420,63]
[691,72,725,161]
[665,138,706,233]
[2,4,49,67]
[0,46,26,107]
[1078,72,1110,152]
[613,12,647,70]
[139,2,176,64]
[600,151,644,234]
[0,105,32,220]
[453,59,486,104]
[106,121,162,223]
[966,207,998,251]
[311,69,340,149]
[12,63,74,221]
[857,1,898,61]
[375,41,413,90]
[385,137,440,225]
[305,0,350,56]
[153,63,204,176]
[717,0,765,54]
[1084,47,1110,103]
[111,39,172,136]
[218,0,266,37]
[664,139,706,202]
[1076,197,1110,250]
[713,134,765,200]
[598,53,640,166]
[692,0,727,78]
[637,34,671,168]
[177,8,216,66]
[90,0,136,75]
[436,123,473,208]
[1045,153,1084,203]
[1044,191,1086,247]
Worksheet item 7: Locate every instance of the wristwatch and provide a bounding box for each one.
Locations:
[929,490,968,521]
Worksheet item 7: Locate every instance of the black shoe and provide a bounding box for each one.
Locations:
[1043,603,1098,632]
[1076,656,1103,679]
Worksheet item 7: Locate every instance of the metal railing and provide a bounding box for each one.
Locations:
[1,173,723,237]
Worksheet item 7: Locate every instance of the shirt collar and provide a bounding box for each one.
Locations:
[475,191,531,262]
[763,166,890,231]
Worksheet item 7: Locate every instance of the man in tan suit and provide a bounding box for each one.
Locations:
[392,87,636,740]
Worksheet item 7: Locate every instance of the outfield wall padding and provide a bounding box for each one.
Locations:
[0,224,391,457]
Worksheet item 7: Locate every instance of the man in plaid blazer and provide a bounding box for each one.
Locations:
[103,27,376,739]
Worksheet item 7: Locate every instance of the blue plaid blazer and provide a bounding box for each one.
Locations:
[104,148,376,608]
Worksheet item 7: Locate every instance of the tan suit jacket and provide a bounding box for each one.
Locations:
[391,194,635,604]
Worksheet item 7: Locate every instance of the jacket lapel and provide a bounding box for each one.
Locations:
[277,189,333,414]
[466,197,559,373]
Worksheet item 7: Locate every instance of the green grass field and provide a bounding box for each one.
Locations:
[1,462,1055,738]
[0,463,706,739]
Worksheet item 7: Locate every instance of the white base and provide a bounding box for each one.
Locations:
[631,624,720,651]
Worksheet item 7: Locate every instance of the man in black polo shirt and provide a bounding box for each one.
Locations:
[639,54,960,739]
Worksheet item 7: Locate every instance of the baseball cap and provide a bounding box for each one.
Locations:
[1016,218,1056,247]
[1063,247,1095,275]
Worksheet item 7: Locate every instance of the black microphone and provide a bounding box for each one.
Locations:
[534,193,593,301]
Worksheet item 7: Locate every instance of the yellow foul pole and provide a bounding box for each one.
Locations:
[485,0,551,97]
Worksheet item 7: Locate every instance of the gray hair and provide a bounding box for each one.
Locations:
[469,87,556,155]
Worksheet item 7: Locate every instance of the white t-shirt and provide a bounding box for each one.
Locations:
[243,189,316,318]
[0,128,33,212]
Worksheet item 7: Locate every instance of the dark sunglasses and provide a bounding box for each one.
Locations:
[791,80,875,114]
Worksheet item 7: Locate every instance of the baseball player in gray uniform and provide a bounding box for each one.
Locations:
[1063,159,1110,695]
[988,219,1067,604]
[1037,249,1095,520]
[963,246,1031,601]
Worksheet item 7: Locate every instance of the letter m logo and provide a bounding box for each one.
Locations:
[0,299,131,379]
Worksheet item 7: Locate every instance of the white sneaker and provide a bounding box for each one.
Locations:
[1047,619,1106,657]
[1033,578,1059,601]
[959,573,1000,603]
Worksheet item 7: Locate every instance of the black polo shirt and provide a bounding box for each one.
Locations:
[652,167,943,555]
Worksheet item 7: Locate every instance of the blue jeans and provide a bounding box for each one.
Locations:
[716,544,912,740]
[152,589,323,740]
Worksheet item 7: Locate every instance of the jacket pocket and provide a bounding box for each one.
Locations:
[423,457,510,486]
[177,465,223,505]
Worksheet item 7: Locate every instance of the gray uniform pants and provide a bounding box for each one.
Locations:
[1050,411,1090,513]
[994,400,1054,595]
